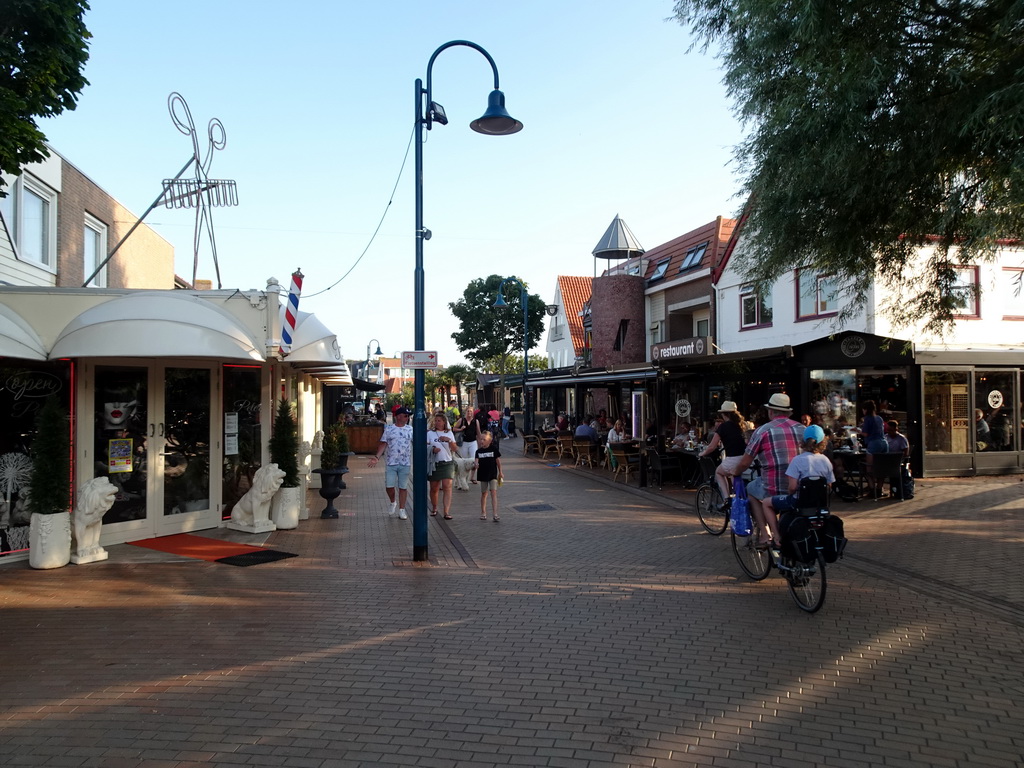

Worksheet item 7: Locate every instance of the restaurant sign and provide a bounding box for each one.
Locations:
[651,337,710,362]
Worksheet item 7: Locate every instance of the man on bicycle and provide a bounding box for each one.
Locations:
[731,393,805,548]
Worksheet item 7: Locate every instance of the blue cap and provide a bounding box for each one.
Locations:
[803,425,825,443]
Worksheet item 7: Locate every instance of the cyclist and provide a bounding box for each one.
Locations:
[698,401,747,509]
[731,393,805,548]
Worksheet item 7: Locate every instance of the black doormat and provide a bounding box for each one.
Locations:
[215,550,298,567]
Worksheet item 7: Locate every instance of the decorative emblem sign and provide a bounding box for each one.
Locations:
[840,335,866,358]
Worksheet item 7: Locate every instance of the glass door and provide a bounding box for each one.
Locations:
[157,365,218,536]
[91,362,219,541]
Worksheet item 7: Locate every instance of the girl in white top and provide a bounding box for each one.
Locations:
[606,419,627,444]
[427,413,458,518]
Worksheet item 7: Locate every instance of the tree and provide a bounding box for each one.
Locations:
[672,0,1024,334]
[0,0,91,194]
[444,363,476,409]
[450,275,548,369]
[480,353,549,375]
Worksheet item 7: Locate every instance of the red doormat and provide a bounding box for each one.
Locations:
[128,533,296,566]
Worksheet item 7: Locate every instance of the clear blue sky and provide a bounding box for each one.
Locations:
[40,0,744,367]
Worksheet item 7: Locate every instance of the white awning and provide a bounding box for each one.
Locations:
[294,361,353,386]
[49,292,264,361]
[0,304,47,360]
[285,311,343,364]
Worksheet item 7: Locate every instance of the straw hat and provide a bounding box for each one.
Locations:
[718,401,739,413]
[764,393,792,411]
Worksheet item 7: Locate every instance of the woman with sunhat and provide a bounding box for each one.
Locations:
[699,401,748,504]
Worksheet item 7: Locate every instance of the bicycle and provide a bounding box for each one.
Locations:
[694,455,729,535]
[729,472,772,580]
[732,475,834,612]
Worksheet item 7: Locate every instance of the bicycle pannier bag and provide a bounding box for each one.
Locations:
[729,477,752,536]
[819,515,847,563]
[779,513,817,563]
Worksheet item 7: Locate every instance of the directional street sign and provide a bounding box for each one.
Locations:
[401,351,438,369]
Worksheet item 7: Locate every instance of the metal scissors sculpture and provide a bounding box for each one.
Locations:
[163,92,238,288]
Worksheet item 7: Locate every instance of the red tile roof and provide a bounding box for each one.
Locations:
[641,216,737,282]
[557,275,593,356]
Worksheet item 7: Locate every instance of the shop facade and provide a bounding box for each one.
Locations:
[0,285,341,561]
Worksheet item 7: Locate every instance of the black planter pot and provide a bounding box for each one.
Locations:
[313,453,352,519]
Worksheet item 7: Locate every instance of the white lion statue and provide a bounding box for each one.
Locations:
[228,463,285,533]
[71,477,117,564]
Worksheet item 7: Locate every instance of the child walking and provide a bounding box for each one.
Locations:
[474,430,503,522]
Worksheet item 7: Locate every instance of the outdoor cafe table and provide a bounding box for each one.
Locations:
[661,449,703,487]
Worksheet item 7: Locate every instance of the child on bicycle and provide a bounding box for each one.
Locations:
[762,425,835,546]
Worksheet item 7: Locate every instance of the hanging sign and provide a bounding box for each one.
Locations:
[402,351,439,369]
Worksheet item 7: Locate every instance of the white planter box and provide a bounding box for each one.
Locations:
[271,486,301,530]
[29,512,72,569]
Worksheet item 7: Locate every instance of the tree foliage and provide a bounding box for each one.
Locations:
[0,0,91,194]
[268,398,299,487]
[450,275,548,369]
[480,353,549,375]
[672,0,1024,333]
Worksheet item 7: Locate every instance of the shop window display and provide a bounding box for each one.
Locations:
[974,371,1016,452]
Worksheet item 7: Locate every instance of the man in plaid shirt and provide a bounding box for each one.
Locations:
[733,393,805,546]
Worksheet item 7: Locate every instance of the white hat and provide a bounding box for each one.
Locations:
[718,401,738,413]
[764,393,792,411]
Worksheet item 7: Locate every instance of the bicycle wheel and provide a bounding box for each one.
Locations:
[732,520,771,580]
[695,483,728,535]
[786,552,827,613]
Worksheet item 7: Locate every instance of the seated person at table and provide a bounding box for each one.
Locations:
[885,419,909,457]
[763,425,835,547]
[669,421,693,451]
[574,417,598,443]
[699,402,747,504]
[644,418,660,446]
[555,413,570,432]
[606,419,628,444]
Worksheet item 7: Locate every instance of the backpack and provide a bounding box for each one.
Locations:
[819,515,847,563]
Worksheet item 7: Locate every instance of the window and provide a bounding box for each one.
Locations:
[2,175,58,269]
[678,242,708,272]
[947,266,979,318]
[84,214,108,287]
[648,259,670,282]
[612,319,629,351]
[796,269,839,319]
[1002,268,1024,319]
[695,316,709,338]
[740,284,772,329]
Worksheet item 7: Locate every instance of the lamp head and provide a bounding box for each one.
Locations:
[470,90,523,135]
[492,293,510,309]
[373,343,383,356]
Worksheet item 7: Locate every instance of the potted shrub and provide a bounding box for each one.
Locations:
[268,397,301,529]
[27,396,72,569]
[313,422,350,518]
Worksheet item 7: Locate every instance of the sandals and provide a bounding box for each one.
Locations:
[493,517,500,523]
[430,510,438,517]
[443,514,453,520]
[480,515,487,520]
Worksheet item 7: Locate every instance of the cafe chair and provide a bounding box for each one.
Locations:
[541,432,560,460]
[649,451,683,489]
[608,444,640,484]
[522,433,541,456]
[867,452,905,500]
[556,433,575,460]
[573,439,598,468]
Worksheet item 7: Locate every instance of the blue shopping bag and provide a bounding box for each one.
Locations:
[729,476,752,536]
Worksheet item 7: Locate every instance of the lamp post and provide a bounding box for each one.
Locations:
[364,339,382,413]
[412,41,522,562]
[493,277,532,436]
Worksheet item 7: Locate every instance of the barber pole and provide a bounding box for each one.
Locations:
[279,268,303,355]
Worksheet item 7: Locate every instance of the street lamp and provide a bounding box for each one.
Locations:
[364,339,382,413]
[412,40,522,562]
[493,277,532,436]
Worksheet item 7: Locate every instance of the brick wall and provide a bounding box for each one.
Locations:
[58,162,175,288]
[590,274,646,367]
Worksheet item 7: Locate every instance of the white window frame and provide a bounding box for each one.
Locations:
[740,284,773,329]
[949,265,980,318]
[796,269,839,319]
[4,174,58,271]
[84,213,108,287]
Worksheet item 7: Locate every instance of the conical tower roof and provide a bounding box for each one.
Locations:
[592,214,645,260]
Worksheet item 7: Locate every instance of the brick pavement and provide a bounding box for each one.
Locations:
[1,439,1022,767]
